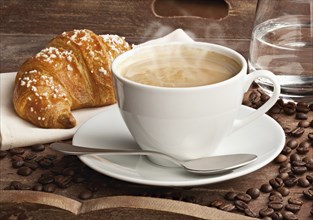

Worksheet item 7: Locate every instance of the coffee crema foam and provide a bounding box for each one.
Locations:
[120,46,241,88]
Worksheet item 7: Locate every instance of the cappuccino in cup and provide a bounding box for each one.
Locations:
[120,47,241,88]
[112,42,280,166]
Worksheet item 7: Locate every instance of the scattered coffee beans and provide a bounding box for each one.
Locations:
[260,183,273,193]
[224,191,237,201]
[246,188,260,199]
[285,204,301,213]
[259,207,274,217]
[235,193,252,203]
[17,166,32,176]
[31,144,45,152]
[303,188,313,200]
[269,177,284,189]
[282,211,298,220]
[43,183,56,193]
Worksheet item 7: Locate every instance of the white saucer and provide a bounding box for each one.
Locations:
[73,104,285,187]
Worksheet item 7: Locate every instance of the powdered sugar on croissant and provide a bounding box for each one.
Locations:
[13,29,131,128]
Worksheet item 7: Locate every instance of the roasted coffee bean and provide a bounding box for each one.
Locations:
[297,102,309,110]
[259,207,274,217]
[284,177,298,187]
[291,160,306,167]
[279,167,291,174]
[311,208,313,217]
[303,156,313,163]
[269,194,283,202]
[290,153,301,162]
[269,177,284,189]
[306,161,313,170]
[78,190,93,200]
[235,193,252,203]
[281,147,292,155]
[284,127,292,135]
[310,119,313,128]
[282,211,298,220]
[246,188,260,199]
[296,141,310,154]
[277,187,290,196]
[244,208,257,218]
[270,105,281,114]
[275,154,288,163]
[306,174,313,184]
[10,181,31,190]
[249,91,261,104]
[298,120,310,128]
[31,144,45,152]
[39,158,54,168]
[12,160,24,168]
[277,172,289,181]
[219,203,235,212]
[43,183,56,193]
[11,155,24,162]
[24,152,37,161]
[210,199,224,208]
[261,93,270,102]
[268,201,283,211]
[309,103,313,111]
[303,188,313,200]
[17,166,32,176]
[308,132,313,140]
[224,191,237,201]
[32,183,43,191]
[271,212,283,220]
[24,161,39,170]
[9,148,25,155]
[285,204,301,213]
[45,154,57,161]
[270,191,283,198]
[260,183,273,193]
[54,175,72,188]
[298,177,310,187]
[290,127,305,137]
[288,197,303,206]
[10,181,22,189]
[0,150,7,159]
[286,140,298,149]
[295,112,307,120]
[292,166,307,175]
[284,107,295,115]
[234,200,249,212]
[38,173,55,184]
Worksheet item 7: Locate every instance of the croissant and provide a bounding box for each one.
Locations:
[13,29,131,128]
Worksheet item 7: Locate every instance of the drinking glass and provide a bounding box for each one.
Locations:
[249,0,313,103]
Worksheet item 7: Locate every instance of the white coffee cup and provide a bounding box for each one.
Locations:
[112,42,280,166]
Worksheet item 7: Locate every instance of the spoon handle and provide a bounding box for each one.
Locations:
[50,142,181,165]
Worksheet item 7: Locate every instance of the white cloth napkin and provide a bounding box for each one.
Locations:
[0,29,193,150]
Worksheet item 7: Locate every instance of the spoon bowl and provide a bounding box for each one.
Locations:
[50,142,257,175]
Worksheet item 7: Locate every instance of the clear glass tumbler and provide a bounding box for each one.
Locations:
[249,0,313,103]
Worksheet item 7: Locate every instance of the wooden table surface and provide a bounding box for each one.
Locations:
[1,1,312,219]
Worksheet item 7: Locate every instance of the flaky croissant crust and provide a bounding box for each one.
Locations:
[13,29,130,128]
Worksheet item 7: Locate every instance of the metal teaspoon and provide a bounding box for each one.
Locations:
[50,142,257,175]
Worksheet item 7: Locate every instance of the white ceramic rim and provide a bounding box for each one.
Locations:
[112,42,248,91]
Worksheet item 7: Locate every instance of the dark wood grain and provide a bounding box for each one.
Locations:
[0,0,257,73]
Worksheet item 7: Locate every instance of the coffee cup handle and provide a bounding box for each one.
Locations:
[232,70,280,132]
